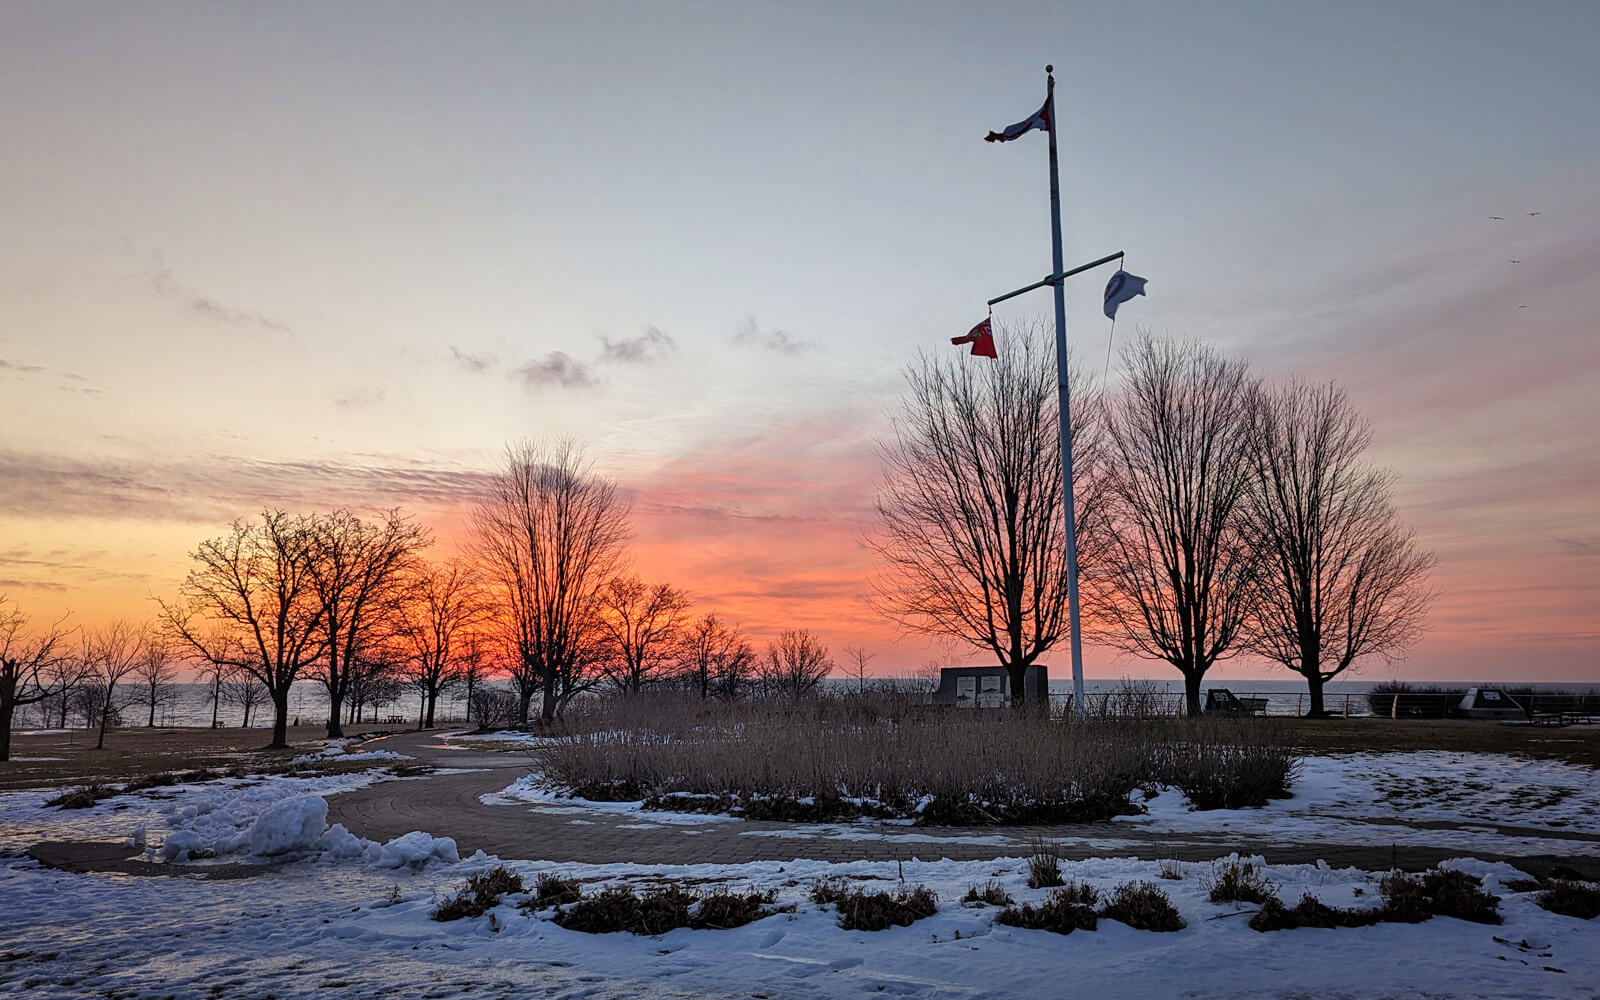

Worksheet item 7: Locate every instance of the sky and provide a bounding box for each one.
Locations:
[1,0,1596,683]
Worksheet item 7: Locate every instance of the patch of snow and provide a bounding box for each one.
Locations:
[248,794,330,856]
[373,830,459,869]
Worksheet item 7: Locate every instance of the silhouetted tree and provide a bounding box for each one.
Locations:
[82,619,148,750]
[159,510,327,748]
[222,673,268,728]
[1242,380,1436,716]
[679,613,756,700]
[134,634,181,727]
[1086,336,1258,716]
[304,508,431,738]
[396,559,488,728]
[868,322,1103,708]
[760,629,833,699]
[0,594,75,761]
[842,645,875,695]
[470,440,631,725]
[597,576,691,693]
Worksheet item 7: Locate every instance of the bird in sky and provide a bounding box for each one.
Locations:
[1510,259,1522,264]
[1519,305,1528,309]
[1489,216,1505,221]
[1528,211,1542,216]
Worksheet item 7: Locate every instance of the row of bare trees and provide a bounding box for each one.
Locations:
[871,326,1435,716]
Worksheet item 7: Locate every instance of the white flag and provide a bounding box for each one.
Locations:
[1103,270,1147,319]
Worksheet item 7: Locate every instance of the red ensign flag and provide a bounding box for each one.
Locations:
[951,318,997,358]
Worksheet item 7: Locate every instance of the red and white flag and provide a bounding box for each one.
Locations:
[984,96,1051,143]
[951,318,997,358]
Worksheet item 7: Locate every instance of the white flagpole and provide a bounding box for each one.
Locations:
[1044,65,1088,717]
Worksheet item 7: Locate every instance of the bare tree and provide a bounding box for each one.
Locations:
[158,510,327,748]
[1086,336,1259,716]
[0,594,75,761]
[680,613,756,700]
[470,440,632,725]
[868,322,1103,708]
[197,654,229,729]
[456,633,496,725]
[395,559,488,728]
[760,629,834,699]
[841,645,876,695]
[222,672,268,728]
[1242,381,1436,716]
[346,653,400,725]
[304,508,431,738]
[134,634,181,727]
[597,576,691,694]
[82,619,149,750]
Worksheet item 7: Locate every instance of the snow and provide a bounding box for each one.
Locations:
[488,773,743,824]
[2,849,1596,999]
[373,829,461,869]
[246,794,330,856]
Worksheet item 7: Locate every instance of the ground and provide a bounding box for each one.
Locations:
[2,721,1598,999]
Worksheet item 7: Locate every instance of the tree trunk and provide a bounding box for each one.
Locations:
[517,688,534,725]
[1184,671,1203,717]
[0,699,14,762]
[96,688,113,750]
[541,676,557,727]
[211,682,221,729]
[326,693,345,739]
[1304,671,1327,719]
[269,689,290,748]
[147,696,156,728]
[1005,661,1029,711]
[424,688,437,729]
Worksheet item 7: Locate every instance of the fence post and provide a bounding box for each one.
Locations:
[1296,693,1302,716]
[1391,694,1399,719]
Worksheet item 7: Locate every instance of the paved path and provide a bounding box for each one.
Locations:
[325,730,1600,879]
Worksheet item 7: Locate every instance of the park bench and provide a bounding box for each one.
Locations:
[1205,688,1268,716]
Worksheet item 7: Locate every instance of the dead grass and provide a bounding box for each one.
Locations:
[550,883,787,934]
[995,890,1099,934]
[829,885,938,931]
[1099,881,1186,932]
[1204,859,1277,905]
[1537,880,1600,920]
[961,881,1015,907]
[1379,869,1501,925]
[432,866,525,921]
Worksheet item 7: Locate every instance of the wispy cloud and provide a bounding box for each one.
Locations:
[147,260,290,333]
[448,346,497,373]
[600,325,677,365]
[733,317,809,355]
[511,352,597,389]
[0,358,48,375]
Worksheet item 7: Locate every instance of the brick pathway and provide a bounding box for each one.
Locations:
[324,730,1600,880]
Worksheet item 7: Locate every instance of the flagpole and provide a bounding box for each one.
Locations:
[1044,65,1088,718]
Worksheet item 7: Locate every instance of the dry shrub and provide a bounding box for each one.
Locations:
[432,866,525,921]
[692,889,785,929]
[1100,881,1185,932]
[809,879,851,906]
[1055,881,1099,907]
[1204,859,1276,904]
[45,784,113,809]
[1155,720,1299,809]
[962,881,1015,907]
[1249,894,1382,932]
[996,890,1098,934]
[1538,880,1600,920]
[552,884,783,934]
[519,873,582,911]
[534,696,1297,825]
[1026,838,1064,889]
[1379,869,1501,925]
[832,886,938,931]
[1158,861,1184,881]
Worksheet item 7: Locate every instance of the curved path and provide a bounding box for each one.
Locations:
[326,730,1600,878]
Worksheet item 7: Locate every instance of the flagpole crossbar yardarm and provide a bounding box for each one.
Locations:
[986,250,1126,308]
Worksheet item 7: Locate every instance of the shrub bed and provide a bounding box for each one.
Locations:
[1379,869,1501,925]
[432,866,524,921]
[534,697,1298,825]
[1537,880,1600,920]
[550,884,789,934]
[996,890,1098,934]
[830,886,938,932]
[1205,859,1276,904]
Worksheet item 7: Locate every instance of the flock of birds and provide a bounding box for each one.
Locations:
[1487,212,1540,307]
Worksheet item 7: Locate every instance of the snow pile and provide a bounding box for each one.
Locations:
[292,739,413,764]
[373,830,460,869]
[248,795,330,856]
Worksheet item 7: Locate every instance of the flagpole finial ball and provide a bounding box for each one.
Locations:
[1045,64,1053,73]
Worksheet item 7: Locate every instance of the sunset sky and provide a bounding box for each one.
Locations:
[2,1,1595,682]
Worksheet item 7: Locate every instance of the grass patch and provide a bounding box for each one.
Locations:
[692,889,787,929]
[996,889,1098,934]
[1204,859,1276,905]
[1537,880,1600,920]
[1099,881,1185,932]
[432,866,525,921]
[1157,861,1184,880]
[961,881,1015,907]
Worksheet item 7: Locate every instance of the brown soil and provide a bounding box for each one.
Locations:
[0,724,409,792]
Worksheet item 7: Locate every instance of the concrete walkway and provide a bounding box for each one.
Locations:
[324,730,1600,879]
